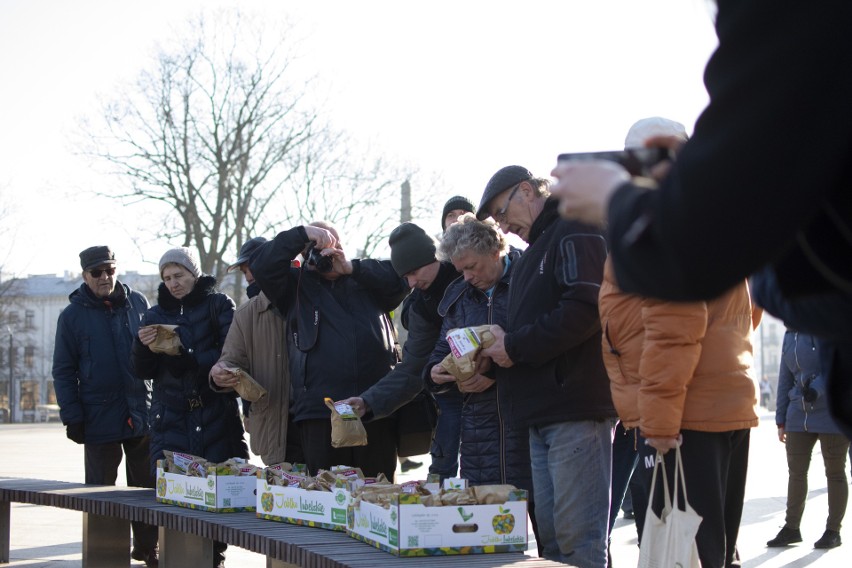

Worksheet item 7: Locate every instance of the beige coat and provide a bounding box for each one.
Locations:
[599,260,759,438]
[217,292,290,464]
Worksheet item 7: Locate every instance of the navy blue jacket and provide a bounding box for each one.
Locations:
[132,275,248,466]
[250,226,409,421]
[425,251,531,494]
[776,330,843,434]
[52,282,151,444]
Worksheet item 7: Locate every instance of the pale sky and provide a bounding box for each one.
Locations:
[0,0,718,277]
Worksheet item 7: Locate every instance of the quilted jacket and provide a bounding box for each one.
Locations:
[599,259,759,438]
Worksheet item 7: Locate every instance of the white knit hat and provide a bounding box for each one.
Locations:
[159,247,201,279]
[624,117,688,149]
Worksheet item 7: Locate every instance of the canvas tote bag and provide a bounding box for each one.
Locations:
[637,446,703,568]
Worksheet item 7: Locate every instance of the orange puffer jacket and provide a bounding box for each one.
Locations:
[599,259,759,438]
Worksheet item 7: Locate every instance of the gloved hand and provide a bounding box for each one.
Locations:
[66,422,85,444]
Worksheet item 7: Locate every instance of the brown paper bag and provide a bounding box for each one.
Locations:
[440,325,497,382]
[324,397,368,448]
[146,324,183,356]
[225,367,268,402]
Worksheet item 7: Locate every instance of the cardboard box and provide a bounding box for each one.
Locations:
[155,460,256,512]
[256,475,353,531]
[347,491,528,556]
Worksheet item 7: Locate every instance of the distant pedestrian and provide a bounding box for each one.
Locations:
[760,376,773,409]
[767,330,849,550]
[52,246,159,567]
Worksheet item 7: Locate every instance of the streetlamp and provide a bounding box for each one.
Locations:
[6,326,13,424]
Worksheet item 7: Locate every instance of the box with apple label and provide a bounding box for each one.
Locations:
[155,460,257,512]
[346,490,528,556]
[256,474,353,531]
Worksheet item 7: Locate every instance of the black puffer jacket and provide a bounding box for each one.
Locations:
[424,251,531,493]
[132,275,247,468]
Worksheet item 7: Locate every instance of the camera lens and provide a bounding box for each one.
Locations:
[308,248,333,273]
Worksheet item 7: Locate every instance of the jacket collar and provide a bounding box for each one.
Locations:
[527,197,560,245]
[71,280,128,309]
[422,261,461,302]
[439,249,519,314]
[157,274,217,310]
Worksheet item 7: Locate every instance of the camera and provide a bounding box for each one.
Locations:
[305,242,334,273]
[556,147,673,177]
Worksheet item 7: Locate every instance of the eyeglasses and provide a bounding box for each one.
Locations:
[493,183,521,223]
[89,267,116,278]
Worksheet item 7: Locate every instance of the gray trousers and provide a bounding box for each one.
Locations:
[784,431,850,532]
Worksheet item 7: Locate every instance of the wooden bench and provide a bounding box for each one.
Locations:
[0,477,565,568]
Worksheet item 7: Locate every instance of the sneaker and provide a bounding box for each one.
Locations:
[400,458,423,473]
[767,526,802,547]
[131,546,159,567]
[814,529,842,549]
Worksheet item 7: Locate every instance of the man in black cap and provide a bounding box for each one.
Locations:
[52,246,159,566]
[210,237,303,466]
[477,167,615,568]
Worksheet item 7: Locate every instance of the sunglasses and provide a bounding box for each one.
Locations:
[89,267,116,278]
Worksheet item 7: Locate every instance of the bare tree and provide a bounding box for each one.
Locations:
[0,186,26,420]
[83,9,432,302]
[0,184,22,313]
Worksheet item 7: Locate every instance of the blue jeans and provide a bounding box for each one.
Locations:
[530,420,614,568]
[429,389,463,480]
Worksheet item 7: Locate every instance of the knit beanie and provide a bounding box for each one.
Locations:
[159,247,202,279]
[388,223,437,277]
[440,196,476,231]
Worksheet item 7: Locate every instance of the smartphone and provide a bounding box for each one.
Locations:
[556,147,672,177]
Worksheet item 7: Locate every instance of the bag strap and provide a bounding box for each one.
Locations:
[648,451,672,513]
[672,444,689,511]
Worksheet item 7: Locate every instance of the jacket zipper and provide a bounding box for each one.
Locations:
[794,331,810,432]
[487,291,508,484]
